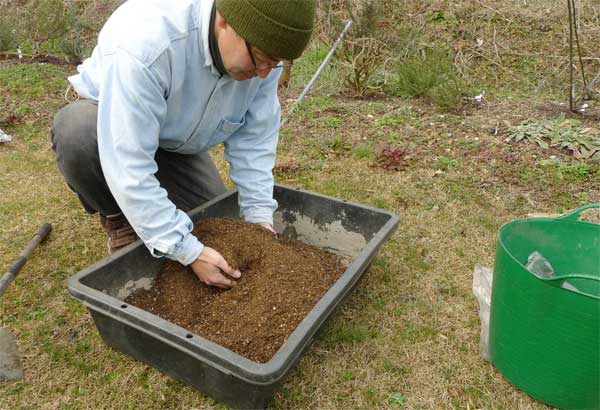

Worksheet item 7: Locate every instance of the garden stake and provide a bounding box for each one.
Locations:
[280,20,353,127]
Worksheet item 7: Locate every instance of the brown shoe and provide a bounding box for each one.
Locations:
[99,213,138,254]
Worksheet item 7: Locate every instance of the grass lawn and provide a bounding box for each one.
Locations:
[1,1,599,409]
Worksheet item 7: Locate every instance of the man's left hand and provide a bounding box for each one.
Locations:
[256,222,277,235]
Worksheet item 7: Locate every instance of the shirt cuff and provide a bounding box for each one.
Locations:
[169,233,204,266]
[242,209,274,225]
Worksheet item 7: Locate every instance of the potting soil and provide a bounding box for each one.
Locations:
[126,217,346,363]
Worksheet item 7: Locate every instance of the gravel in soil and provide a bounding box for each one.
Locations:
[126,217,347,363]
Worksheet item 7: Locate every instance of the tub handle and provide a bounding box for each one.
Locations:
[542,273,599,283]
[557,203,600,222]
[540,274,600,300]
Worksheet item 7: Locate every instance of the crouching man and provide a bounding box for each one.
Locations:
[51,0,315,288]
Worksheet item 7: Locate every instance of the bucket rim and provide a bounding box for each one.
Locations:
[497,206,600,301]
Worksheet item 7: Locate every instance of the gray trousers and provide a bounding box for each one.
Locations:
[51,99,226,216]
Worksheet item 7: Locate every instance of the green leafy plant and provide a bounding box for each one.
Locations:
[548,119,600,160]
[326,135,352,153]
[538,159,595,183]
[376,116,406,127]
[505,121,550,148]
[388,392,406,406]
[435,156,459,170]
[506,115,600,160]
[560,162,592,179]
[322,116,343,128]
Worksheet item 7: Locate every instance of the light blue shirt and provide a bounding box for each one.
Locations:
[68,0,280,265]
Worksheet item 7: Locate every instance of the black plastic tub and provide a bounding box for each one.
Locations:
[68,184,399,409]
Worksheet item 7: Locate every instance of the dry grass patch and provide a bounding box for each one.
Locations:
[1,12,599,407]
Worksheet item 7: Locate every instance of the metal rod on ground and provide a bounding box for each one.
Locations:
[0,223,51,381]
[0,223,52,298]
[280,20,353,127]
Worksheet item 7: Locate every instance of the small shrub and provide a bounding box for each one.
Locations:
[427,79,467,112]
[376,142,409,171]
[26,0,71,43]
[60,38,83,64]
[0,16,17,52]
[352,143,372,159]
[342,36,387,96]
[391,55,445,98]
[79,0,124,33]
[318,0,391,96]
[390,49,469,111]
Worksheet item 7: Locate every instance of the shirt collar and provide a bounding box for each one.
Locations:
[199,0,220,76]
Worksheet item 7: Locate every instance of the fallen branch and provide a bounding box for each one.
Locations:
[487,51,600,61]
[0,52,78,66]
[575,69,600,106]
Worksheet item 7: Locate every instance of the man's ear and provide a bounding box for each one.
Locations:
[214,10,229,31]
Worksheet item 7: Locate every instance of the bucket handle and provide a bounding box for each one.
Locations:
[556,203,600,222]
[540,274,600,300]
[542,273,599,283]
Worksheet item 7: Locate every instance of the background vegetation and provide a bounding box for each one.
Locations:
[0,0,598,409]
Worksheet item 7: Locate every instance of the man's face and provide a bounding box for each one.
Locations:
[217,20,282,81]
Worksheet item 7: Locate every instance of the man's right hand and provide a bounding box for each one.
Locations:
[191,246,241,289]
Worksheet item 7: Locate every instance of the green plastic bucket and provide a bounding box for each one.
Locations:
[489,204,600,410]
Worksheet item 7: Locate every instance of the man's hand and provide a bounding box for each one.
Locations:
[256,222,276,235]
[191,246,241,289]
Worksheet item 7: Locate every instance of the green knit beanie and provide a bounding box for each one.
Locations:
[215,0,316,60]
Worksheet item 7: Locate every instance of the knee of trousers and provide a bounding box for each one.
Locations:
[51,101,100,177]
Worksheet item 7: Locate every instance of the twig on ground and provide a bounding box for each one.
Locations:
[0,52,75,66]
